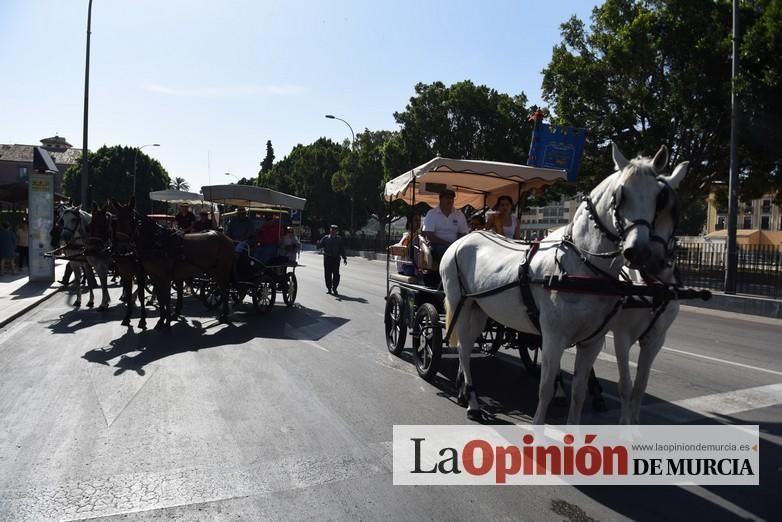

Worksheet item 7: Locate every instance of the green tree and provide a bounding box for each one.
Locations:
[170,177,189,191]
[258,140,275,180]
[62,145,170,213]
[259,138,350,232]
[542,0,782,232]
[392,81,538,168]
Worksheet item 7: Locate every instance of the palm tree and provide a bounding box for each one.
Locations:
[170,177,190,191]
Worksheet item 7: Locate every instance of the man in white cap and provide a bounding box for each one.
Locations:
[317,224,347,295]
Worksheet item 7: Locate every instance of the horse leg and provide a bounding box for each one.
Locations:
[588,368,606,412]
[136,271,147,329]
[97,267,110,310]
[72,264,82,307]
[613,330,636,425]
[533,334,567,425]
[455,304,487,421]
[567,338,603,424]
[154,280,168,330]
[171,279,184,319]
[629,329,666,424]
[121,275,132,326]
[85,265,95,308]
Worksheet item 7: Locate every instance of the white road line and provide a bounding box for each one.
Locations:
[302,340,329,352]
[645,382,782,423]
[604,333,782,377]
[661,346,782,377]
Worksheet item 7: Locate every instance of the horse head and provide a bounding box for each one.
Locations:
[59,206,90,244]
[110,198,137,249]
[645,160,689,277]
[88,202,111,242]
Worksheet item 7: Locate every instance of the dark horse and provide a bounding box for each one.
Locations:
[114,198,234,329]
[111,199,148,328]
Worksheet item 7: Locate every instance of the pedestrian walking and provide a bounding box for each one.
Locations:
[0,222,17,275]
[317,224,347,295]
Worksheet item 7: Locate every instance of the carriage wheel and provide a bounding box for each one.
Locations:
[282,273,297,306]
[252,282,276,313]
[518,344,539,375]
[412,303,442,381]
[384,292,407,355]
[232,288,248,304]
[479,319,505,354]
[201,283,224,310]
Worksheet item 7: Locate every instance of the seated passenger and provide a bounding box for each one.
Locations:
[489,195,521,239]
[422,189,469,260]
[174,204,196,233]
[280,226,301,261]
[225,207,255,252]
[469,214,486,232]
[255,214,283,263]
[191,210,216,233]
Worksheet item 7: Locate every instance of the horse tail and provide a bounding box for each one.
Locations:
[444,298,459,348]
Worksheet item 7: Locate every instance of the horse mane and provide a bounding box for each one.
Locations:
[618,157,659,184]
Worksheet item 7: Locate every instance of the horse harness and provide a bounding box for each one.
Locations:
[445,179,708,347]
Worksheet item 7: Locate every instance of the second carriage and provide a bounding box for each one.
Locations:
[195,184,306,313]
[382,157,568,380]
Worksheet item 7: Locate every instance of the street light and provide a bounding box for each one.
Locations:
[225,172,240,182]
[325,114,356,233]
[133,143,160,198]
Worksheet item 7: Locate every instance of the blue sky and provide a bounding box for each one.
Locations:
[0,0,598,191]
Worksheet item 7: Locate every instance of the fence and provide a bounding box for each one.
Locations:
[676,242,782,299]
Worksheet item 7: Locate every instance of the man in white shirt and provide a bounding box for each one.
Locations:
[422,189,469,260]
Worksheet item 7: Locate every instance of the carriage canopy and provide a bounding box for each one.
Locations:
[384,157,567,208]
[201,184,306,210]
[149,189,211,206]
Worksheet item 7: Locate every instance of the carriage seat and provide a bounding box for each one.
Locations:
[388,235,436,273]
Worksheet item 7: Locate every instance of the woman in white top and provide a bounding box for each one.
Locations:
[489,195,520,239]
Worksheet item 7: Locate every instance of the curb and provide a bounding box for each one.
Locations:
[0,285,64,330]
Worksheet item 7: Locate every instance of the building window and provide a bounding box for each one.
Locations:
[716,217,725,231]
[743,216,752,229]
[762,199,772,212]
[761,216,770,230]
[17,166,28,181]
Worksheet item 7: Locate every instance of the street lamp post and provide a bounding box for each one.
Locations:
[80,0,93,206]
[133,143,160,198]
[325,114,356,233]
[225,172,241,183]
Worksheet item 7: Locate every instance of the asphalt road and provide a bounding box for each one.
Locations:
[0,251,779,521]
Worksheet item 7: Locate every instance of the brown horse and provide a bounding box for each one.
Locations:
[114,198,234,329]
[110,199,148,328]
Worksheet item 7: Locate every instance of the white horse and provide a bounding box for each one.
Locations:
[58,205,112,310]
[441,143,687,424]
[609,160,688,424]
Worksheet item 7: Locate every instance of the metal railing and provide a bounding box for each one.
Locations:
[676,242,782,298]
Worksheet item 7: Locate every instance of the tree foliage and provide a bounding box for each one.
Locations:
[259,140,275,179]
[170,177,189,191]
[62,145,170,214]
[542,0,782,231]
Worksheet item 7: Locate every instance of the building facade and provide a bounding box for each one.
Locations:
[519,195,580,239]
[0,136,81,196]
[705,184,782,245]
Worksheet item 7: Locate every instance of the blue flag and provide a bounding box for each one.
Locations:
[527,123,586,182]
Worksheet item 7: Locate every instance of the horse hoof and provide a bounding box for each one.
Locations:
[466,409,483,422]
[139,321,147,330]
[74,301,81,307]
[121,318,130,326]
[456,392,468,408]
[593,396,608,412]
[86,302,94,309]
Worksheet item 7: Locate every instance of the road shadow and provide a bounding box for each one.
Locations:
[334,293,369,304]
[81,299,350,374]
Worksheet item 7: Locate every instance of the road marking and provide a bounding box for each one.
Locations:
[604,333,782,377]
[661,346,782,377]
[644,382,782,423]
[302,340,329,352]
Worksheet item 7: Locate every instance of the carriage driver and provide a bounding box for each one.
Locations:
[422,189,469,260]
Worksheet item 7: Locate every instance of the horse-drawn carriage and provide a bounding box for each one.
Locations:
[382,150,711,425]
[382,157,567,380]
[196,184,306,313]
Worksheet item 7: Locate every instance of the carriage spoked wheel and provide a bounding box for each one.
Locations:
[252,281,276,313]
[384,292,406,355]
[518,343,540,376]
[411,303,442,381]
[282,273,297,306]
[232,288,248,305]
[480,319,504,354]
[201,283,224,310]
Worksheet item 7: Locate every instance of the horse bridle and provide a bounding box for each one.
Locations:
[58,208,87,247]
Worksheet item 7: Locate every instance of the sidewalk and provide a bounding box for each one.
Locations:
[0,261,68,329]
